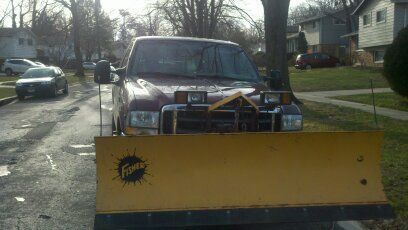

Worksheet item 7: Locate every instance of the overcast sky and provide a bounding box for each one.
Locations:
[0,0,306,27]
[100,0,305,21]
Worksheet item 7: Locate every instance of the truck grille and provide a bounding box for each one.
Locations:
[161,110,280,134]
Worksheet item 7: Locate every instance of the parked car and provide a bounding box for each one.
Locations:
[34,61,46,67]
[83,62,96,70]
[295,53,341,70]
[3,59,43,76]
[15,67,68,100]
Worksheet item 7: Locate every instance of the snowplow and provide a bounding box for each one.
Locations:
[93,36,394,229]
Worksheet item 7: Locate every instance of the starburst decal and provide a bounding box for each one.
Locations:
[112,148,151,186]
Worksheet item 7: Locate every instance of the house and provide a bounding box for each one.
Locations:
[254,26,301,54]
[298,9,352,59]
[286,25,300,54]
[0,28,37,61]
[351,0,408,66]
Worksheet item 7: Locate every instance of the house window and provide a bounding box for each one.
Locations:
[376,9,387,23]
[333,18,345,25]
[374,50,385,62]
[363,14,371,26]
[27,39,33,46]
[18,38,24,45]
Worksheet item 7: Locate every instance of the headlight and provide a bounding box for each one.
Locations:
[175,91,207,104]
[129,111,159,128]
[281,114,303,131]
[261,91,292,105]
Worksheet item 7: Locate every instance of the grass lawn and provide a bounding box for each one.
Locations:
[301,100,408,228]
[0,88,16,99]
[333,92,408,112]
[289,67,389,92]
[0,76,19,83]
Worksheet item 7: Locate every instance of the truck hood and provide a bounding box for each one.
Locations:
[125,75,270,111]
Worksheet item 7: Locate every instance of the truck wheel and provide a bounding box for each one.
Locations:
[5,68,12,76]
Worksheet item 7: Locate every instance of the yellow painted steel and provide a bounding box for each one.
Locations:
[95,131,388,214]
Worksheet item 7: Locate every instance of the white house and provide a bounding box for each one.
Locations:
[0,28,37,60]
[352,0,408,66]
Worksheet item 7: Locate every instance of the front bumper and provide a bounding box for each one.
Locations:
[159,104,282,134]
[16,84,54,96]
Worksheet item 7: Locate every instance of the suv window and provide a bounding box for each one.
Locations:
[321,54,330,60]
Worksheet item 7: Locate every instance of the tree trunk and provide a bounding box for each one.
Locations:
[71,1,84,76]
[11,0,17,29]
[31,0,37,30]
[95,0,102,59]
[261,0,291,91]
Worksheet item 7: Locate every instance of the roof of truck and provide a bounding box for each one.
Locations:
[135,36,239,46]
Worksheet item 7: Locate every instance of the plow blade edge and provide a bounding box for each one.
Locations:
[94,131,394,229]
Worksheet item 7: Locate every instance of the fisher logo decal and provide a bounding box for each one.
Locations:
[113,149,150,186]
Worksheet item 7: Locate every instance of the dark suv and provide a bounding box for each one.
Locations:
[295,53,340,70]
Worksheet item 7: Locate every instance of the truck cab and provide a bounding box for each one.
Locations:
[95,36,303,135]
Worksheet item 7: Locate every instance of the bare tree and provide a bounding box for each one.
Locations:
[54,0,84,76]
[261,0,291,90]
[155,0,225,38]
[11,0,17,28]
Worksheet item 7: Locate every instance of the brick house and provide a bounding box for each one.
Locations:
[351,0,408,67]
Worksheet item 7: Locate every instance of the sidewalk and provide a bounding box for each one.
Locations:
[295,88,408,121]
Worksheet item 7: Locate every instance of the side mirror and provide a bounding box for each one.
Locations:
[94,60,111,84]
[268,69,283,90]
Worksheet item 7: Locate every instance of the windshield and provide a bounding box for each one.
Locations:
[22,68,55,78]
[129,41,259,81]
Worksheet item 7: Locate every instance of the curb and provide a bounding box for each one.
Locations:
[0,96,17,107]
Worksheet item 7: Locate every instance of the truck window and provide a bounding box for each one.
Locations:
[129,40,259,82]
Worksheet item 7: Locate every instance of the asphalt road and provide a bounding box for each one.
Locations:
[0,82,351,230]
[0,82,112,229]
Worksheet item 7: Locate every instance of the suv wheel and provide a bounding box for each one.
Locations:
[5,68,12,76]
[305,64,312,70]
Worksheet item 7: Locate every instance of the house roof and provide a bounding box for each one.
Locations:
[287,33,300,39]
[0,28,37,38]
[340,31,359,38]
[353,0,408,15]
[286,25,299,34]
[298,8,346,24]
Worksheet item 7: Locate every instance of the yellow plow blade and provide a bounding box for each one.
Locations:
[94,131,394,229]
